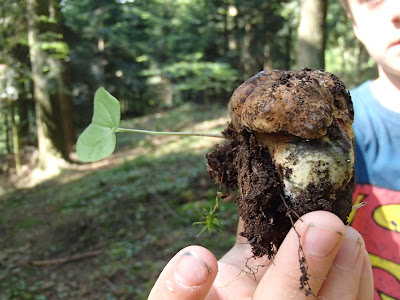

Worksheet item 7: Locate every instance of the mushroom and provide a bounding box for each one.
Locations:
[207,68,355,258]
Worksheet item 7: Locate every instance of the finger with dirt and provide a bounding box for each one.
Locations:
[218,217,270,283]
[253,211,371,299]
[317,226,371,299]
[148,246,218,300]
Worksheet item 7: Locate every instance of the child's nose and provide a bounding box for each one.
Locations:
[387,0,400,25]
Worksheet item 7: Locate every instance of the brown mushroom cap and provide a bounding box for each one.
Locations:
[228,69,354,139]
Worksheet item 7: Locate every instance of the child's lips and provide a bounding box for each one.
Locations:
[389,39,400,48]
[388,39,400,54]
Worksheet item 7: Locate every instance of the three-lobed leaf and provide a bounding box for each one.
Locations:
[77,88,120,162]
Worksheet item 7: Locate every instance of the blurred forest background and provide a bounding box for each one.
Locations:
[0,0,377,299]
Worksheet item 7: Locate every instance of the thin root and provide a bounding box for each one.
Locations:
[239,255,271,281]
[280,194,315,298]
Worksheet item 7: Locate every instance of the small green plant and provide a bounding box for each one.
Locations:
[76,87,227,235]
[76,88,225,163]
[193,192,223,236]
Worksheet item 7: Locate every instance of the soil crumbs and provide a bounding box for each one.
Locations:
[206,124,352,296]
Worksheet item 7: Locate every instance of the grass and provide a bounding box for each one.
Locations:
[0,103,238,299]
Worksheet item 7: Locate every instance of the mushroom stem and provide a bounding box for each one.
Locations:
[258,134,354,203]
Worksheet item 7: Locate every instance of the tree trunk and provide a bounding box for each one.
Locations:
[26,0,75,168]
[285,26,293,70]
[263,33,273,70]
[57,63,75,154]
[17,96,32,146]
[10,99,21,174]
[296,0,328,70]
[50,0,75,152]
[3,103,12,154]
[241,14,254,80]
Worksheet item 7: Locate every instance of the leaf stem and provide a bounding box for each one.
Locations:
[116,128,228,139]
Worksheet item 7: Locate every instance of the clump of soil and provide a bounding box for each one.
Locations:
[208,126,290,258]
[206,68,355,259]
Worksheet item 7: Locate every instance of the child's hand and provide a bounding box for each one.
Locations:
[148,211,373,300]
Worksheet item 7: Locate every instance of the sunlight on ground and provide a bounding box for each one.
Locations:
[192,117,229,133]
[152,116,229,156]
[2,115,230,193]
[13,156,69,189]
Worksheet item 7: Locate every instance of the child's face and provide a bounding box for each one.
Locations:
[349,0,400,76]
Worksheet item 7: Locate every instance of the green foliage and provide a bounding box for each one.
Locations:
[76,88,120,162]
[0,104,237,299]
[39,41,69,59]
[163,58,239,93]
[193,192,223,236]
[60,0,301,117]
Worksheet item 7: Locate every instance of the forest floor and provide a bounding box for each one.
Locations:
[0,103,239,300]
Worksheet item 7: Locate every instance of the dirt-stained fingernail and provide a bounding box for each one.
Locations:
[305,224,343,257]
[174,251,211,287]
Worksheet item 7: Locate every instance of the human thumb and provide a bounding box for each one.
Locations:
[148,245,218,300]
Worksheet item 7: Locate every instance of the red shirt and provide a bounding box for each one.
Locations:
[349,185,400,300]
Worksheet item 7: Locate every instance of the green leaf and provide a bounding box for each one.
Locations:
[76,88,120,162]
[92,87,120,129]
[76,123,117,162]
